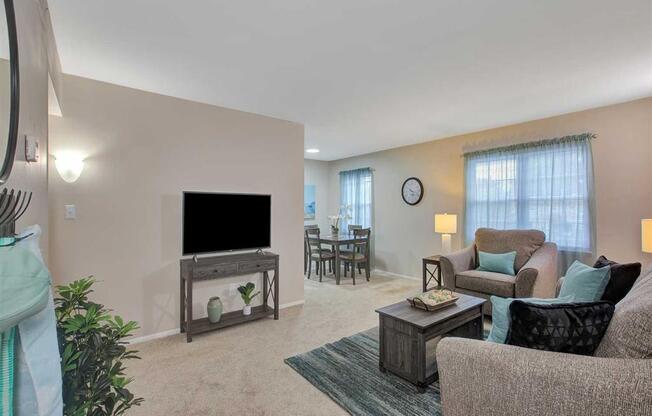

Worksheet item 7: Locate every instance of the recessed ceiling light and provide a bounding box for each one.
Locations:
[305,148,320,153]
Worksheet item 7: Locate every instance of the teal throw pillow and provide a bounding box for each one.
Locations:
[559,260,611,302]
[477,251,517,275]
[487,295,575,344]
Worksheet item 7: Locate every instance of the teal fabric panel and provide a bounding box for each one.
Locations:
[13,225,64,416]
[559,260,611,302]
[0,327,15,416]
[477,251,517,275]
[0,246,51,333]
[487,295,575,344]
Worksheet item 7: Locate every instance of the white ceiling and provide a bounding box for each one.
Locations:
[48,0,652,161]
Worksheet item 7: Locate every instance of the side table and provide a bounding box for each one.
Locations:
[422,255,442,292]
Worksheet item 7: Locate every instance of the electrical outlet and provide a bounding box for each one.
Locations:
[64,204,76,220]
[230,283,240,296]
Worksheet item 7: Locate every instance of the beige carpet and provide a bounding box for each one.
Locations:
[127,273,421,416]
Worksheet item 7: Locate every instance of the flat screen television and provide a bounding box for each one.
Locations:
[183,192,271,255]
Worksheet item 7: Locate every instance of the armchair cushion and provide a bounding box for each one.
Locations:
[475,228,545,271]
[456,270,515,298]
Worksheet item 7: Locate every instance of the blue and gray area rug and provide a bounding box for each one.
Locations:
[285,328,446,416]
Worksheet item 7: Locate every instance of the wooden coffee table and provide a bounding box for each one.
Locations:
[376,292,485,392]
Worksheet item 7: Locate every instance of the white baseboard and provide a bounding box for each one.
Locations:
[373,269,421,281]
[129,328,180,345]
[280,299,306,309]
[128,299,306,345]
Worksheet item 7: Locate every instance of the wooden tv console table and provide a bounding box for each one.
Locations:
[180,251,279,343]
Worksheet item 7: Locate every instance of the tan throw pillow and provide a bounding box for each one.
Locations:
[594,269,652,359]
[474,228,545,271]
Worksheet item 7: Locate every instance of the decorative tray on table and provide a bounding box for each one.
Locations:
[407,289,459,311]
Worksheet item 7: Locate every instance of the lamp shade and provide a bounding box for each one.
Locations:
[643,219,652,253]
[435,213,457,234]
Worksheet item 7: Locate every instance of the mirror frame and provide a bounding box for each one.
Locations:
[0,0,19,185]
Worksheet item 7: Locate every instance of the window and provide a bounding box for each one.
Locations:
[339,168,373,229]
[465,134,595,258]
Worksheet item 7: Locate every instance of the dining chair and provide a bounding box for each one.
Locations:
[341,224,362,253]
[304,224,319,274]
[305,228,335,282]
[340,228,371,285]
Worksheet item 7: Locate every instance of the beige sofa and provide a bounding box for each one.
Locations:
[440,228,558,315]
[436,266,652,416]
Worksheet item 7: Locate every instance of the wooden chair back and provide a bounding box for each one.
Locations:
[305,227,324,257]
[304,224,318,256]
[350,228,371,260]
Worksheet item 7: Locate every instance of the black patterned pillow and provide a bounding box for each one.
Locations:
[506,300,614,356]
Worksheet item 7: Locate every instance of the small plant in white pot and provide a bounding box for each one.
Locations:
[237,282,260,315]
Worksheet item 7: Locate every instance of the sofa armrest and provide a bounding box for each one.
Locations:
[556,276,565,297]
[440,246,475,290]
[516,242,558,298]
[437,338,652,416]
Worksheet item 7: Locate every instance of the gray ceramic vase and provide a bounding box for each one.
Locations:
[207,296,223,323]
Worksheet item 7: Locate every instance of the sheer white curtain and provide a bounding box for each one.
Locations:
[464,134,596,271]
[339,168,373,230]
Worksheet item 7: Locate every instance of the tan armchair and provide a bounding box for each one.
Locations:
[440,228,558,315]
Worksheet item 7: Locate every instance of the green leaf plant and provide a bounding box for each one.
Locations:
[237,282,260,306]
[55,276,144,415]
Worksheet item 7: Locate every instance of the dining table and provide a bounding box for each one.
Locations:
[318,233,367,285]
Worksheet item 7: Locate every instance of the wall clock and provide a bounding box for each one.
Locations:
[401,177,423,206]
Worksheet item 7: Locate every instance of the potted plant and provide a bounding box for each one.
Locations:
[55,277,143,415]
[237,282,260,315]
[328,205,352,234]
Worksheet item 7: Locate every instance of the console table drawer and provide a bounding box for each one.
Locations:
[238,259,276,273]
[193,263,238,279]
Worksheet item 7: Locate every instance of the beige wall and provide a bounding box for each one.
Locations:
[3,0,54,259]
[328,97,652,278]
[303,159,331,231]
[49,74,304,337]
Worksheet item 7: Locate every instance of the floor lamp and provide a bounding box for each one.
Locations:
[435,213,457,254]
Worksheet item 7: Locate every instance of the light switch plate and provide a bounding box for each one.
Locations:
[64,204,76,220]
[25,136,39,162]
[230,283,240,296]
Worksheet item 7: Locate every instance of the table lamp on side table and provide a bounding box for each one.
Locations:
[643,219,652,254]
[435,213,457,254]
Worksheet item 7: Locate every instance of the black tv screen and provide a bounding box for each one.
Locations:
[183,192,271,255]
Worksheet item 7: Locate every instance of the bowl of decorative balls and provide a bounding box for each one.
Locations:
[407,289,459,311]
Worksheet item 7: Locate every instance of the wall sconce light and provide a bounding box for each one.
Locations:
[55,152,85,183]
